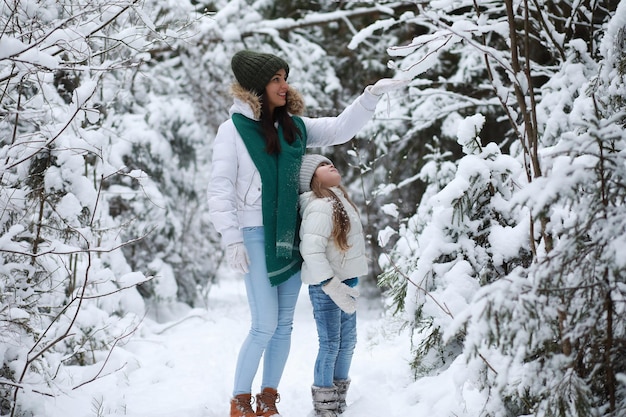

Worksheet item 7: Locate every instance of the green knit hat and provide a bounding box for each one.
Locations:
[231,50,290,95]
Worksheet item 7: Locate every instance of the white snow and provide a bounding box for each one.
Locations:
[30,271,486,417]
[3,2,625,416]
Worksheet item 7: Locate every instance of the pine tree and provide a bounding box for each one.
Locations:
[379,1,625,415]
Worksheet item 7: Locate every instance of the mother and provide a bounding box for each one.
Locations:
[208,49,406,417]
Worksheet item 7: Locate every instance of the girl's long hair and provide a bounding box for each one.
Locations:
[310,176,357,252]
[260,92,301,154]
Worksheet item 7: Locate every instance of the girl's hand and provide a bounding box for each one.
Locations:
[322,277,359,314]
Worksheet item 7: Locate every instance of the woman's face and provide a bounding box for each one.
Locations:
[264,68,289,114]
[314,162,341,188]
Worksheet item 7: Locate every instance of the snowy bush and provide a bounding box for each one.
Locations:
[0,0,217,414]
[380,1,626,416]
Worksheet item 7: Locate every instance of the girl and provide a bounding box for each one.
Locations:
[298,154,368,417]
[208,50,406,417]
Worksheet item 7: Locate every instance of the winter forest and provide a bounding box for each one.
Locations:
[1,0,625,416]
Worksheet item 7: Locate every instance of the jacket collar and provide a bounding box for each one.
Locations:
[298,187,343,212]
[229,82,305,120]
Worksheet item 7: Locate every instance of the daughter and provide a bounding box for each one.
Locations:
[298,154,368,416]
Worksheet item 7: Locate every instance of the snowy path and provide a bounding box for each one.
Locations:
[40,275,478,416]
[121,278,411,416]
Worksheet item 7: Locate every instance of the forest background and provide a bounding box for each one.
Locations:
[1,1,625,416]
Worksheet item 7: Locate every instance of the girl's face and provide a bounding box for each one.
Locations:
[314,162,341,188]
[265,68,289,114]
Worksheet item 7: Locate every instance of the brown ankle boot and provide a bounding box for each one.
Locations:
[255,387,281,416]
[230,393,256,417]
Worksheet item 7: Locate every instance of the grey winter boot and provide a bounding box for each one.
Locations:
[334,379,350,414]
[311,385,339,417]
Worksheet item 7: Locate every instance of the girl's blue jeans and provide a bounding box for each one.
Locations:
[233,227,302,396]
[308,279,357,387]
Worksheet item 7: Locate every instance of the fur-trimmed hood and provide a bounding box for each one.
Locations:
[229,82,305,120]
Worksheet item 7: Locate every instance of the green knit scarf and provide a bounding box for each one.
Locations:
[232,113,307,286]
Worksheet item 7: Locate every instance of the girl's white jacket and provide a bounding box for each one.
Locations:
[208,84,380,248]
[298,188,369,285]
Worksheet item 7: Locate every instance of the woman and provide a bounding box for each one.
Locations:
[208,49,407,417]
[298,154,367,416]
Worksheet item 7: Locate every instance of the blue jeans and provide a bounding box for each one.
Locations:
[233,227,302,396]
[308,280,357,387]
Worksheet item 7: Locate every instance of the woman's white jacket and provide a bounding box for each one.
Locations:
[208,84,380,248]
[298,188,368,285]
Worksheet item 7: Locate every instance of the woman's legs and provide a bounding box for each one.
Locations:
[232,227,301,396]
[261,270,301,389]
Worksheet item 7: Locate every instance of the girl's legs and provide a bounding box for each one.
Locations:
[232,227,301,396]
[333,309,356,380]
[333,311,356,414]
[308,283,342,387]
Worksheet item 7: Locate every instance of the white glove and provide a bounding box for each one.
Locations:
[322,277,360,314]
[367,78,410,96]
[227,243,250,274]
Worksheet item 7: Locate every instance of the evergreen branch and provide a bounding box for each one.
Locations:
[381,249,500,375]
[380,252,453,319]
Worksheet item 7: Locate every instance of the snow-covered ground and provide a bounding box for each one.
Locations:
[34,272,484,417]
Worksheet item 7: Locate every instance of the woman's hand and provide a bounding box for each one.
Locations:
[367,78,410,96]
[227,242,250,274]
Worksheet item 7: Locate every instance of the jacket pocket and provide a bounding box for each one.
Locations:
[243,170,262,205]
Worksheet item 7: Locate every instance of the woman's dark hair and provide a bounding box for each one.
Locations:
[260,92,301,154]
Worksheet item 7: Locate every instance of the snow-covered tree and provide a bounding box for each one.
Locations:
[380,1,626,416]
[6,0,624,415]
[0,0,219,414]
